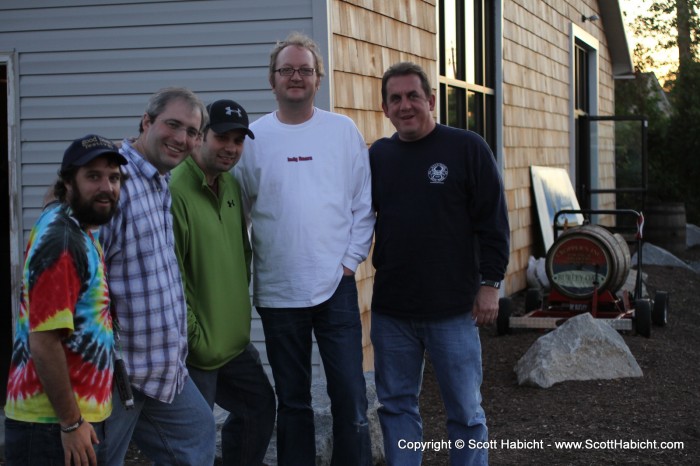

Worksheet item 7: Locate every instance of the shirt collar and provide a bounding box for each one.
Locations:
[121,139,170,182]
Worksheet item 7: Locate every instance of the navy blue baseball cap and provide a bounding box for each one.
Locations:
[61,134,127,172]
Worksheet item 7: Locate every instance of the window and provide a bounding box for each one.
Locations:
[569,28,599,209]
[439,0,496,150]
[574,41,590,114]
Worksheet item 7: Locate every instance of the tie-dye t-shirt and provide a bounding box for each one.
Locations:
[5,203,114,423]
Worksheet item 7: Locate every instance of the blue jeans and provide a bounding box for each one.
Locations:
[371,312,488,466]
[188,343,276,465]
[4,418,105,465]
[257,275,371,466]
[101,376,216,466]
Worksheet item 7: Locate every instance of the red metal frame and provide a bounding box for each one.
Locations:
[511,209,643,329]
[523,287,634,323]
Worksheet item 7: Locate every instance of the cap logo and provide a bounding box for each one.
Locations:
[225,106,242,117]
[81,135,114,150]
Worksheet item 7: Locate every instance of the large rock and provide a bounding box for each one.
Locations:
[514,313,643,388]
[687,223,700,248]
[309,372,384,465]
[631,242,696,271]
[215,372,385,465]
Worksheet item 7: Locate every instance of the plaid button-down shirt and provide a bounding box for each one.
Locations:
[100,140,188,403]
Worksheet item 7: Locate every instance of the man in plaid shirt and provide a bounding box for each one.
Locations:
[99,87,216,465]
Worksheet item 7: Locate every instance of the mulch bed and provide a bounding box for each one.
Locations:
[419,247,700,465]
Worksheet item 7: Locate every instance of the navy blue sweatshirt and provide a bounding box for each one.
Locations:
[369,124,510,319]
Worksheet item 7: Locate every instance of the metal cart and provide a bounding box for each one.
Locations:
[498,209,669,337]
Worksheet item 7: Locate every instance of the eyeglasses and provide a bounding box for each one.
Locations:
[274,67,316,77]
[162,119,200,140]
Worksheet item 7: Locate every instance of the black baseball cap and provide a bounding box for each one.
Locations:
[206,99,255,139]
[61,134,127,172]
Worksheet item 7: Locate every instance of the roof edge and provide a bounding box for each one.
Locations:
[599,0,635,78]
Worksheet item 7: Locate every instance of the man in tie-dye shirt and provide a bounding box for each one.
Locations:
[4,134,127,465]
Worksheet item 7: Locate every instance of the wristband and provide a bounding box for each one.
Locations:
[60,416,84,433]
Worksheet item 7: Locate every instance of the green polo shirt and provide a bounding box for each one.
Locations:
[171,156,252,370]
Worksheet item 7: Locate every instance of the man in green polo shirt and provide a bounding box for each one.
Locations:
[170,99,275,465]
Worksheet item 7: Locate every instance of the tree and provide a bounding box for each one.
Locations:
[666,60,700,223]
[615,72,675,208]
[676,0,698,72]
[630,0,699,82]
[622,0,700,223]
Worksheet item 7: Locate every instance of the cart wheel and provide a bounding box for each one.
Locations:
[497,298,512,336]
[525,288,543,312]
[652,291,669,326]
[635,299,652,338]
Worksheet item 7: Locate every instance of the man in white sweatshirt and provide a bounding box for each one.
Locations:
[235,32,375,466]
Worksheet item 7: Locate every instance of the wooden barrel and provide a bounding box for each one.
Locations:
[644,202,687,255]
[545,224,631,299]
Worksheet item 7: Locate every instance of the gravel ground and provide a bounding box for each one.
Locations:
[419,246,700,465]
[13,250,695,466]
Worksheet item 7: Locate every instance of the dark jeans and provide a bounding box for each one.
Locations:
[4,417,105,465]
[257,275,371,466]
[188,343,276,466]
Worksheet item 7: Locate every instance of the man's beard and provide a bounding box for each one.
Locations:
[69,183,117,227]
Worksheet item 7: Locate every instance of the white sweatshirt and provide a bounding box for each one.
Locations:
[235,108,375,308]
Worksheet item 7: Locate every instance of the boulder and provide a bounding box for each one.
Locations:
[514,313,642,388]
[687,223,700,248]
[309,372,384,465]
[631,242,695,272]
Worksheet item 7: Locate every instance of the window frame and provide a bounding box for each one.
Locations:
[438,0,498,154]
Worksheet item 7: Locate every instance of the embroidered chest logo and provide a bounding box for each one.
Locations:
[428,163,449,184]
[227,200,235,208]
